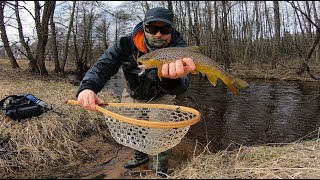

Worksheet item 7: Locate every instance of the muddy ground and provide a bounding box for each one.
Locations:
[76,131,201,179]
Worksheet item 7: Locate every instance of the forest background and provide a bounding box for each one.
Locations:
[0,1,320,80]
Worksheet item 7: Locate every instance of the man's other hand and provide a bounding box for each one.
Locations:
[77,89,105,111]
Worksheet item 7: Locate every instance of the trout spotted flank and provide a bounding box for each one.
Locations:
[137,46,249,95]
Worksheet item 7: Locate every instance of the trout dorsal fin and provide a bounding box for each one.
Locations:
[186,46,201,52]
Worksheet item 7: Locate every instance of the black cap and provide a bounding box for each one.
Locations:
[143,7,174,26]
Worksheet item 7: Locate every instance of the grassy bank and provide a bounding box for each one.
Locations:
[166,132,320,179]
[0,60,118,178]
[0,59,320,179]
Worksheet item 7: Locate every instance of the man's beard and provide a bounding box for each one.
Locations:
[145,34,171,49]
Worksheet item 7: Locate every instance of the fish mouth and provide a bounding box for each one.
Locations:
[137,60,147,69]
[137,64,148,69]
[137,59,158,69]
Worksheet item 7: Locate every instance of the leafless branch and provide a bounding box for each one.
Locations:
[286,1,320,80]
[6,1,36,20]
[12,42,28,59]
[287,1,320,31]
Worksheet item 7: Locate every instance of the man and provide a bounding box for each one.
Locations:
[77,7,195,176]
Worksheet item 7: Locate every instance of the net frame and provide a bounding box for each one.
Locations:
[66,100,201,155]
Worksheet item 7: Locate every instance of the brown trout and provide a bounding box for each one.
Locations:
[137,46,249,95]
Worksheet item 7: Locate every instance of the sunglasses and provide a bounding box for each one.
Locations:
[144,25,173,35]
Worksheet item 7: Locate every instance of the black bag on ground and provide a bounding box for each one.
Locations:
[0,94,52,120]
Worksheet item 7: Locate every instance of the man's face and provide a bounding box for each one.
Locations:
[144,21,172,40]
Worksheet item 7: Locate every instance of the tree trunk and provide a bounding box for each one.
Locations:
[35,1,56,76]
[254,1,260,63]
[15,1,37,72]
[61,1,76,74]
[50,7,60,73]
[222,1,230,69]
[263,1,273,42]
[73,4,80,71]
[311,1,319,63]
[0,2,20,68]
[186,1,193,45]
[272,1,280,69]
[167,1,173,13]
[191,1,201,46]
[144,1,149,11]
[243,1,252,64]
[102,18,109,50]
[204,1,212,57]
[214,1,219,61]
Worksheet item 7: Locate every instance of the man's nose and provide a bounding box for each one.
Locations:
[154,30,162,37]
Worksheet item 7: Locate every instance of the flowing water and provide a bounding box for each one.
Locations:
[178,76,320,152]
[105,70,320,152]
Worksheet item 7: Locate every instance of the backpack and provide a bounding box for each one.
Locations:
[0,94,53,121]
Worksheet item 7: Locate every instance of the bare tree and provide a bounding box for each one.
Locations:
[288,1,320,79]
[14,1,37,72]
[263,1,273,41]
[311,1,320,63]
[243,1,253,64]
[191,1,200,46]
[0,1,20,68]
[34,1,56,76]
[213,1,219,60]
[144,1,150,11]
[221,1,230,69]
[272,1,281,69]
[253,1,260,63]
[50,5,60,73]
[61,1,76,74]
[167,1,173,13]
[96,17,110,52]
[73,1,97,76]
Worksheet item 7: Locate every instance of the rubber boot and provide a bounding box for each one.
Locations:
[124,150,150,169]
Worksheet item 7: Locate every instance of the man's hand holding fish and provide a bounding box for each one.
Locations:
[160,58,196,79]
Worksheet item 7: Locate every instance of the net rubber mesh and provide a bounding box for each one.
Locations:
[103,106,197,155]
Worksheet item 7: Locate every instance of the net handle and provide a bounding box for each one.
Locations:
[65,100,201,129]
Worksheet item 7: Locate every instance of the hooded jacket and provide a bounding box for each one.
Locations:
[77,22,189,101]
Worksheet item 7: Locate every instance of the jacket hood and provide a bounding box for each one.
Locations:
[132,21,144,35]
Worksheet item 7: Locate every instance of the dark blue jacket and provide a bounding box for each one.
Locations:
[77,22,190,100]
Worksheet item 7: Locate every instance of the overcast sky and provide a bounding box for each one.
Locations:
[3,1,122,44]
[4,1,34,43]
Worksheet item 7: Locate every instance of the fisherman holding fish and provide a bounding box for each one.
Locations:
[76,7,196,177]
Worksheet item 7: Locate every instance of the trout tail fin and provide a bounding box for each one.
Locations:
[225,77,249,95]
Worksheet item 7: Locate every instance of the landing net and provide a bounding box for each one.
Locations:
[66,100,201,155]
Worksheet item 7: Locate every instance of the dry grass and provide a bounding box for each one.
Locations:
[139,130,320,179]
[1,59,320,179]
[166,131,320,179]
[0,59,118,178]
